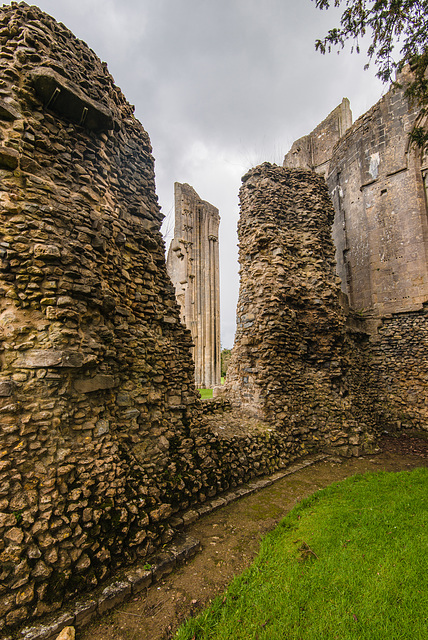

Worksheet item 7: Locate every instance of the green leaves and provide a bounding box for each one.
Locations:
[313,0,428,145]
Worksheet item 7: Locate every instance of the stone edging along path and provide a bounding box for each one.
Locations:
[13,453,328,640]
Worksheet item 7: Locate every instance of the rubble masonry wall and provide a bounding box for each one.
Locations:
[0,5,312,632]
[225,163,390,450]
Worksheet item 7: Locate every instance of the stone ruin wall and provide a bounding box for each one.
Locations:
[0,2,426,635]
[0,2,201,630]
[284,97,352,178]
[328,83,428,430]
[284,80,428,431]
[167,183,221,389]
[224,163,387,452]
[328,78,428,317]
[0,5,317,633]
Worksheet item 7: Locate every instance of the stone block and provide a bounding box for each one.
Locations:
[0,98,19,119]
[33,244,61,260]
[73,600,96,627]
[151,552,176,582]
[126,567,152,594]
[55,627,75,640]
[181,510,198,526]
[0,146,19,170]
[169,535,201,562]
[74,375,116,393]
[209,497,226,511]
[97,581,131,615]
[16,350,84,369]
[0,380,14,397]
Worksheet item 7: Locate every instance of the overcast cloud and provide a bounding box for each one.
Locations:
[16,0,385,347]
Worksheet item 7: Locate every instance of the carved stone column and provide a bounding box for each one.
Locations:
[167,183,221,388]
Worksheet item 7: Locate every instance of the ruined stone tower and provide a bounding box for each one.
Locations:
[225,163,382,447]
[167,183,221,388]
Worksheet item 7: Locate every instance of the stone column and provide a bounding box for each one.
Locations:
[167,183,221,388]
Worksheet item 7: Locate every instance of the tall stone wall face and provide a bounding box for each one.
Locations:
[328,82,428,316]
[367,309,428,430]
[284,98,352,178]
[327,83,428,429]
[284,80,428,432]
[225,163,384,450]
[0,3,205,630]
[167,183,221,388]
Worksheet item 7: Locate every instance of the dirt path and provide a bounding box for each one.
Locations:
[79,436,427,640]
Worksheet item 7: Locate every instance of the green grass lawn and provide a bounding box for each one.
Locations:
[175,467,428,640]
[198,378,225,399]
[198,388,213,399]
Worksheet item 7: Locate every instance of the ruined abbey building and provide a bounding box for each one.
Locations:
[284,75,428,430]
[0,4,317,633]
[167,183,221,389]
[0,2,426,636]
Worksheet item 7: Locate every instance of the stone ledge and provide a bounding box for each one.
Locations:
[15,535,200,640]
[15,350,84,369]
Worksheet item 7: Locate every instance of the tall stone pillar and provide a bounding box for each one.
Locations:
[225,163,387,449]
[167,183,221,388]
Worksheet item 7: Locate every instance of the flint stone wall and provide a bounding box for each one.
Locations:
[0,1,199,630]
[0,5,312,633]
[368,308,428,430]
[225,163,390,450]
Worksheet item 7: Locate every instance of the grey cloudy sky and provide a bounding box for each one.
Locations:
[21,0,385,347]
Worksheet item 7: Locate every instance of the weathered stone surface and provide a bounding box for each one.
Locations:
[97,582,131,615]
[0,145,19,169]
[73,600,96,628]
[0,380,14,397]
[20,610,74,640]
[16,350,84,369]
[167,183,221,388]
[74,375,116,393]
[169,535,201,562]
[33,244,61,260]
[55,627,75,640]
[0,97,19,120]
[126,567,152,594]
[151,551,176,582]
[284,97,352,178]
[225,164,387,446]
